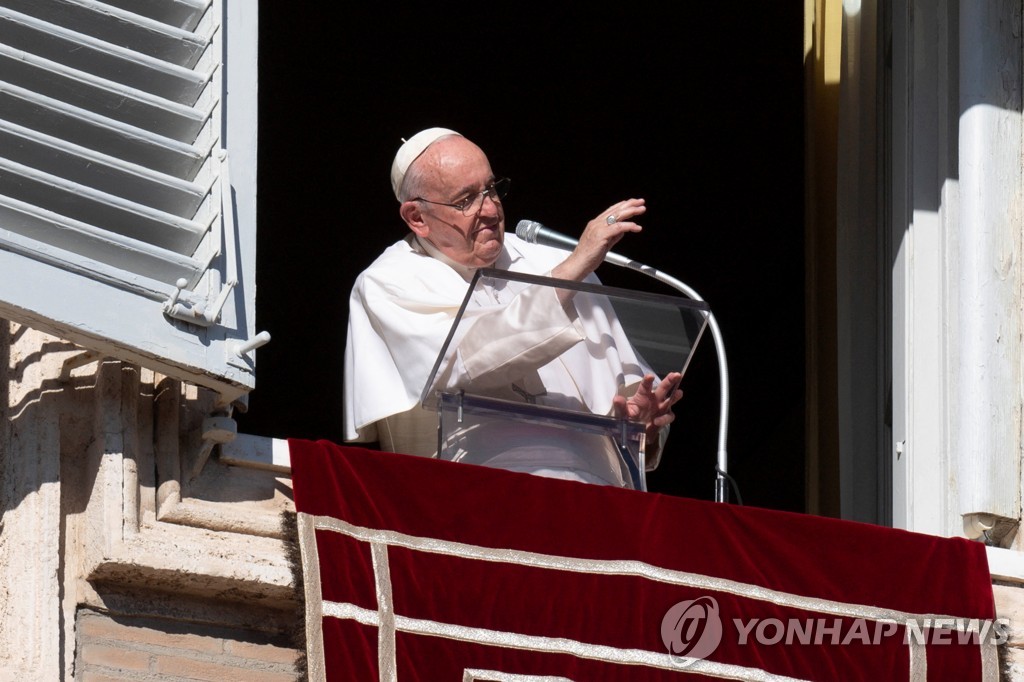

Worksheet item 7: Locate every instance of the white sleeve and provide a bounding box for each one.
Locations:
[344,255,584,440]
[430,282,586,393]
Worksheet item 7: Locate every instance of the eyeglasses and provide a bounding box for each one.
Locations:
[414,177,510,216]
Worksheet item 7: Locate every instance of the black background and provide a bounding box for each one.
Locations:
[239,5,807,511]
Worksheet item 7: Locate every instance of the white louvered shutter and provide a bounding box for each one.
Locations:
[0,0,260,404]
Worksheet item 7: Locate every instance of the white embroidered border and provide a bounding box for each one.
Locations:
[462,669,575,681]
[305,513,998,681]
[324,601,812,682]
[312,514,985,629]
[981,634,999,681]
[373,542,398,682]
[296,512,326,681]
[908,639,927,682]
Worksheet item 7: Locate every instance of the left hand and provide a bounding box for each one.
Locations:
[613,372,684,440]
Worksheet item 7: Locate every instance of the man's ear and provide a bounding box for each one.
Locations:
[400,201,430,238]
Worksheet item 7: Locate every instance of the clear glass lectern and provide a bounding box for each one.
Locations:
[420,268,710,491]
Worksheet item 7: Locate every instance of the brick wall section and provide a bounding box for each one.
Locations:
[75,609,302,681]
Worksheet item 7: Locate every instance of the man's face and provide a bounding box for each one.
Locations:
[402,137,505,269]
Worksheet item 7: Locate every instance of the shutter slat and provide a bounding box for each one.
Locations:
[0,0,212,68]
[98,0,211,32]
[0,195,206,286]
[0,157,208,253]
[0,43,212,141]
[0,119,208,216]
[0,84,209,178]
[0,8,211,104]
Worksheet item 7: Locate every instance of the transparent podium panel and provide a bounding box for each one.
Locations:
[421,268,710,490]
[437,392,648,490]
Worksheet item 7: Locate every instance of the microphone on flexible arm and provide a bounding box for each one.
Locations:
[515,219,633,267]
[514,218,735,505]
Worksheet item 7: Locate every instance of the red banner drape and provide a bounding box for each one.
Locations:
[289,439,998,681]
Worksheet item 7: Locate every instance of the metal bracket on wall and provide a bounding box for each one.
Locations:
[188,413,238,482]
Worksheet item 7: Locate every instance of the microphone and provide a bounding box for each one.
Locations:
[515,219,632,267]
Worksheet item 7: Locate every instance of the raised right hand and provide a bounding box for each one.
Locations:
[551,198,647,282]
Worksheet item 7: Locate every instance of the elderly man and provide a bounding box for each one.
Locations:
[343,127,682,485]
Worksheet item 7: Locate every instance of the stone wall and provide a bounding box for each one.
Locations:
[0,322,301,680]
[995,584,1024,680]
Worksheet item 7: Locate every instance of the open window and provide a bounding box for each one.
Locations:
[0,0,261,405]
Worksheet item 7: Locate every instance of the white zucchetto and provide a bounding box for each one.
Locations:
[390,127,461,200]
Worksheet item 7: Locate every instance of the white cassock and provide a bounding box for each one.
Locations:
[343,232,663,486]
